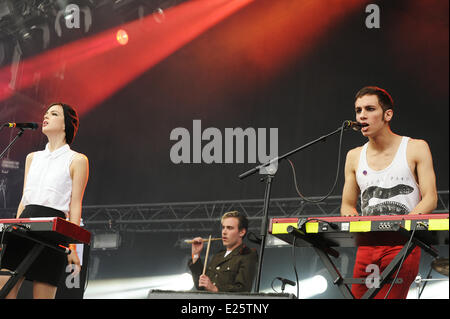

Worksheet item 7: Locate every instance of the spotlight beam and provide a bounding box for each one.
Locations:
[0,0,254,115]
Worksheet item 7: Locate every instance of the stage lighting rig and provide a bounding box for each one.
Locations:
[0,36,14,66]
[106,0,190,25]
[0,1,52,57]
[0,0,13,20]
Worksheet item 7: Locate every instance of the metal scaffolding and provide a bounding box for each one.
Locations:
[81,194,346,234]
[0,191,448,235]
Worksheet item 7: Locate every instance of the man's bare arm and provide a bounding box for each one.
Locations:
[340,148,360,216]
[409,140,437,214]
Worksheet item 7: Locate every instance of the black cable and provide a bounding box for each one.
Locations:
[383,223,420,299]
[270,277,280,293]
[415,222,431,299]
[292,236,299,299]
[270,237,300,298]
[286,120,347,204]
[418,266,433,299]
[83,245,91,294]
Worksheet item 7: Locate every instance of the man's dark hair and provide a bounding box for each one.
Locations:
[221,211,249,238]
[355,86,394,112]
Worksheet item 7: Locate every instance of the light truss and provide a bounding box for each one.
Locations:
[0,191,448,234]
[81,194,346,234]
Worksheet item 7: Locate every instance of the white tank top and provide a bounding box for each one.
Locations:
[356,136,421,216]
[21,143,76,217]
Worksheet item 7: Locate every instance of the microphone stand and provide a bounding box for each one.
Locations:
[239,122,351,293]
[0,128,25,161]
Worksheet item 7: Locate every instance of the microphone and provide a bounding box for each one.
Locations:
[3,123,39,130]
[276,277,296,287]
[344,120,368,131]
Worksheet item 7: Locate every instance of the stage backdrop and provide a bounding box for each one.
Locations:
[1,0,448,207]
[0,0,448,298]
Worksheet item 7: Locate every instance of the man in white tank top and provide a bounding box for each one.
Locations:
[341,86,438,299]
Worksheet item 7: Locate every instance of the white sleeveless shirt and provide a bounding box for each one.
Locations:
[21,143,76,217]
[356,136,421,216]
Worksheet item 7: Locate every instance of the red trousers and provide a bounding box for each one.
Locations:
[351,245,421,299]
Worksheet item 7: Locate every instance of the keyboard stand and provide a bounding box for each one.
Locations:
[361,225,439,299]
[288,225,440,299]
[0,228,70,299]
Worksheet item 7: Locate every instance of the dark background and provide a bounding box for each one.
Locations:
[1,0,448,298]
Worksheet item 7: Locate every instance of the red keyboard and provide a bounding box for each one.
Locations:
[0,217,91,244]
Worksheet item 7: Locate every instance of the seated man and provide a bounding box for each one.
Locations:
[188,211,258,292]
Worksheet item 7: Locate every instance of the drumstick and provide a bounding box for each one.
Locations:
[185,237,222,244]
[202,235,212,275]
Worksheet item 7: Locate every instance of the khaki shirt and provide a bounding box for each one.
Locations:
[189,244,258,292]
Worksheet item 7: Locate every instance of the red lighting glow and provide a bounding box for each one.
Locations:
[0,0,254,115]
[116,29,129,46]
[0,0,369,117]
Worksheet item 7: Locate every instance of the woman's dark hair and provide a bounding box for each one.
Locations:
[47,102,79,144]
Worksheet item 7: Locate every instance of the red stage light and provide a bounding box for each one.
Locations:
[0,0,366,116]
[116,29,129,46]
[0,0,254,115]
